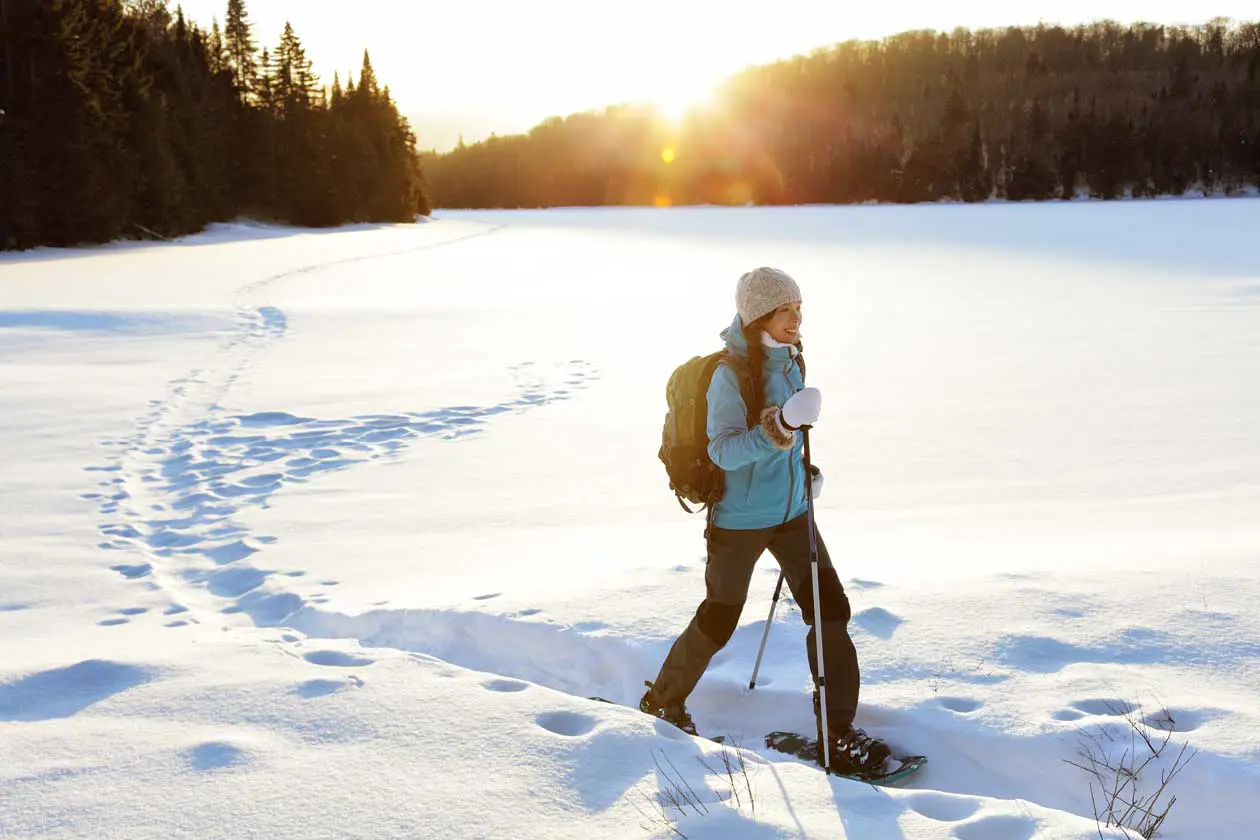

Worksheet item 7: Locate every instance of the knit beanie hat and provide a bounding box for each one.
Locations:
[736,267,801,327]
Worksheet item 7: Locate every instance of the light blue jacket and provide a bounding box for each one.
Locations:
[706,313,809,530]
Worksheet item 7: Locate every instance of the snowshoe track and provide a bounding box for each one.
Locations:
[84,224,602,629]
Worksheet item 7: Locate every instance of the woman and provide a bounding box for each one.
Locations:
[639,266,890,777]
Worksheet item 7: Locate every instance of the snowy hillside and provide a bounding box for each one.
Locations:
[2,200,1258,839]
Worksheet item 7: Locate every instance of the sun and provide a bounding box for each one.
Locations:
[648,75,722,126]
[652,91,697,125]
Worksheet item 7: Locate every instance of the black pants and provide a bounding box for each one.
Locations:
[646,512,860,735]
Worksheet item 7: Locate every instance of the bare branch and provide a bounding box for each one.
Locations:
[1062,696,1196,839]
[657,750,708,816]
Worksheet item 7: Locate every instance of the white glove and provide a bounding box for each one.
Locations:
[809,465,824,500]
[781,387,822,430]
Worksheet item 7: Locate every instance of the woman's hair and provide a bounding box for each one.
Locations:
[741,313,804,423]
[741,317,769,420]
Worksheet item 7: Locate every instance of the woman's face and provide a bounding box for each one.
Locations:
[763,302,802,344]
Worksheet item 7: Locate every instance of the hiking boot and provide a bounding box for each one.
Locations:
[826,726,893,778]
[639,680,698,736]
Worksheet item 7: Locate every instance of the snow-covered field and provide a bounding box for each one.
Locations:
[2,200,1258,839]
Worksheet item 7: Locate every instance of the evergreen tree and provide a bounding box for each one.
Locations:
[275,22,318,115]
[207,18,226,75]
[224,0,256,100]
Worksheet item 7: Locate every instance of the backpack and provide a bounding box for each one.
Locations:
[657,351,757,513]
[658,346,808,514]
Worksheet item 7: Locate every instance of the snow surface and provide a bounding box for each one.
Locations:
[2,200,1259,839]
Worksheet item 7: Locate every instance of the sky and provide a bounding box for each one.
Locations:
[174,1,1256,152]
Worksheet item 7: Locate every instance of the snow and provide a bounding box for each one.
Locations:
[3,199,1259,840]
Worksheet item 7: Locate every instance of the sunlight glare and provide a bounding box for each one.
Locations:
[649,74,721,126]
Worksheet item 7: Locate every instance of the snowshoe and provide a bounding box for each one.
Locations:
[764,729,927,786]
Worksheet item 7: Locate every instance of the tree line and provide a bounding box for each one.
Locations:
[0,0,430,252]
[425,18,1260,207]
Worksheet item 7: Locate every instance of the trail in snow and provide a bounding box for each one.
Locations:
[85,224,602,635]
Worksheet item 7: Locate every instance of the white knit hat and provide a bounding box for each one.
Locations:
[736,267,801,327]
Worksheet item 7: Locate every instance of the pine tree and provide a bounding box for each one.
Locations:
[276,22,318,115]
[330,72,344,108]
[224,0,256,100]
[256,47,275,115]
[207,19,226,74]
[356,50,379,100]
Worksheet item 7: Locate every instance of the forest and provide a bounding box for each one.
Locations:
[0,0,429,251]
[426,18,1260,208]
[5,8,1260,251]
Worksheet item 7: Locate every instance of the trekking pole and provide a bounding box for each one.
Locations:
[748,571,785,690]
[802,425,831,773]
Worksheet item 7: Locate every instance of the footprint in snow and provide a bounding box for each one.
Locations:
[207,567,267,599]
[903,792,980,822]
[110,563,152,580]
[1052,606,1089,619]
[1066,698,1133,717]
[189,741,250,772]
[1052,708,1085,722]
[297,676,364,698]
[98,605,151,627]
[1143,707,1208,733]
[303,650,375,668]
[483,678,529,693]
[937,696,984,714]
[536,710,597,737]
[1059,699,1208,733]
[852,606,904,639]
